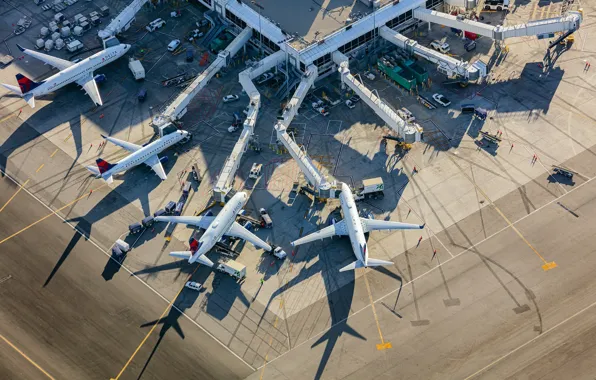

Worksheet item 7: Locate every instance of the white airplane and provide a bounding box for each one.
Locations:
[86,131,189,184]
[292,183,424,272]
[1,43,130,108]
[155,192,272,266]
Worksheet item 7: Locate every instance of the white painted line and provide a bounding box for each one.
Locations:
[261,172,596,369]
[464,297,596,379]
[0,169,256,372]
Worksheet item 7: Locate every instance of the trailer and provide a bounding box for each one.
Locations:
[216,259,246,280]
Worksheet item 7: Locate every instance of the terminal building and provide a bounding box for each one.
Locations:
[195,0,443,82]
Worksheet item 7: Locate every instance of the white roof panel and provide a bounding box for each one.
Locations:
[225,1,287,45]
[299,0,426,64]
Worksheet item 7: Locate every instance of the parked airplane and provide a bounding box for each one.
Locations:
[292,182,424,272]
[86,131,189,184]
[155,192,272,266]
[1,43,130,108]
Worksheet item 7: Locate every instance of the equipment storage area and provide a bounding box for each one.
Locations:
[128,58,145,80]
[378,57,417,91]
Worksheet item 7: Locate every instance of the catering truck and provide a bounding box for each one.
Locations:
[216,259,246,280]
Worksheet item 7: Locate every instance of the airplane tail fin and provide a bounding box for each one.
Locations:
[365,258,394,268]
[96,158,116,174]
[16,73,42,94]
[170,251,193,260]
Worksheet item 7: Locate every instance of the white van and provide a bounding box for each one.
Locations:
[146,18,166,32]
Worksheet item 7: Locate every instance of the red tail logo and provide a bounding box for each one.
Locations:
[96,158,116,174]
[16,74,42,93]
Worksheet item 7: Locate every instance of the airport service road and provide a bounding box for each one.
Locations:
[251,165,596,379]
[0,177,253,380]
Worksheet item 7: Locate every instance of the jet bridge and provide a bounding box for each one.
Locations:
[213,50,286,203]
[412,8,582,41]
[98,0,148,40]
[152,27,252,130]
[332,51,421,143]
[273,65,340,199]
[379,26,486,82]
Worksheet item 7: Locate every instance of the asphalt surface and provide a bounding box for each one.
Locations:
[0,176,253,380]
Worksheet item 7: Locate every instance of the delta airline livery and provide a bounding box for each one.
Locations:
[292,183,424,272]
[155,192,272,266]
[1,43,130,108]
[86,131,189,183]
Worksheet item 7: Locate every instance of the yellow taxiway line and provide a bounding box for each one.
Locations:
[111,263,202,380]
[363,268,392,350]
[1,334,56,380]
[0,183,107,246]
[448,154,556,271]
[0,178,30,214]
[50,149,59,158]
[36,164,45,173]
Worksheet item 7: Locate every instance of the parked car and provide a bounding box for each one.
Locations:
[349,95,361,103]
[186,49,194,62]
[185,281,203,291]
[345,99,356,109]
[222,94,239,103]
[257,72,274,84]
[430,40,450,53]
[397,107,415,122]
[432,93,451,107]
[167,39,181,51]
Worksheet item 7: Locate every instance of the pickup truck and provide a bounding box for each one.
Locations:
[259,208,272,228]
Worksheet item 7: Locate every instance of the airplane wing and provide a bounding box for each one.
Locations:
[154,215,215,229]
[291,220,348,246]
[102,135,142,152]
[144,155,167,180]
[75,74,103,106]
[225,222,272,251]
[17,44,74,70]
[360,218,424,233]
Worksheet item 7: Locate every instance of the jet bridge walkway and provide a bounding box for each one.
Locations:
[412,8,582,41]
[380,25,486,82]
[213,50,286,203]
[332,51,421,143]
[98,0,148,40]
[152,27,252,130]
[273,65,339,199]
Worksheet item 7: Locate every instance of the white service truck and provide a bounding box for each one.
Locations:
[66,40,83,53]
[354,177,385,201]
[217,259,247,280]
[128,58,145,80]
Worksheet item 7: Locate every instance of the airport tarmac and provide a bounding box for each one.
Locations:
[1,0,596,378]
[0,175,252,380]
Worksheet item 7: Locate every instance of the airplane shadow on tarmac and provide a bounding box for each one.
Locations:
[43,154,177,287]
[135,285,203,380]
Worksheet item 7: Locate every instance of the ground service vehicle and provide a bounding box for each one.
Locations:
[354,177,385,201]
[185,281,203,291]
[271,247,287,260]
[223,94,239,103]
[484,0,509,11]
[259,208,272,228]
[128,58,145,80]
[217,260,247,279]
[345,99,356,109]
[430,40,451,53]
[167,39,181,52]
[146,18,166,32]
[249,163,262,179]
[433,93,451,107]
